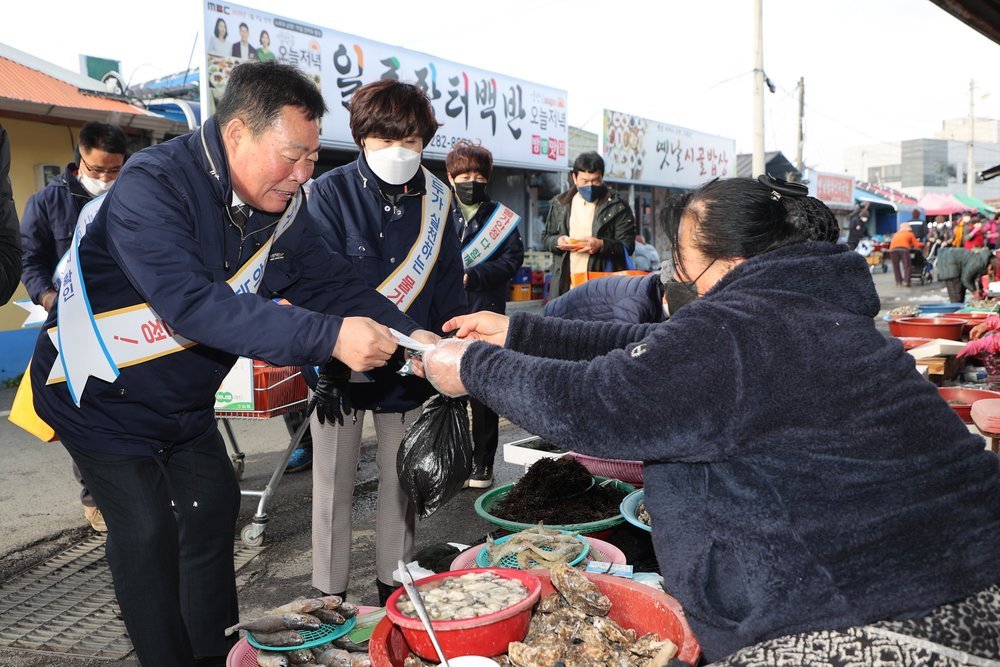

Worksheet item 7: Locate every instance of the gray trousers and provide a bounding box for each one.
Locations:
[310,406,421,594]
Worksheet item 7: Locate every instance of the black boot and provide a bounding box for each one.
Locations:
[376,579,400,606]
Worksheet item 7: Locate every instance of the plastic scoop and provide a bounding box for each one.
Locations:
[397,560,450,667]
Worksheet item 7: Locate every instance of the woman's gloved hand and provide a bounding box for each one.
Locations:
[423,338,472,398]
[313,360,353,426]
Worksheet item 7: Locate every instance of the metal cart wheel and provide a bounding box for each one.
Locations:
[241,523,265,547]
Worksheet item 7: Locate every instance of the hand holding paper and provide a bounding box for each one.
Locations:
[441,311,510,346]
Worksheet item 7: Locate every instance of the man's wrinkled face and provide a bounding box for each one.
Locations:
[226,106,320,213]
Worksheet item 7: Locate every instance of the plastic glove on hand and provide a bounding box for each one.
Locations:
[314,361,353,426]
[423,338,472,398]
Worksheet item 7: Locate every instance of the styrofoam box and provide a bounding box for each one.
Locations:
[503,436,568,468]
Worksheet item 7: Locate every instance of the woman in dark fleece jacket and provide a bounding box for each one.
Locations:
[422,177,1000,665]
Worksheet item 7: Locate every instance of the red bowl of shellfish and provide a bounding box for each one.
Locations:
[382,568,541,662]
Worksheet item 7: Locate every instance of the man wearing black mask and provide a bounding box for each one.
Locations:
[446,140,523,488]
[542,151,635,298]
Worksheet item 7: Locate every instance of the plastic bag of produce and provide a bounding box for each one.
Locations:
[397,395,473,519]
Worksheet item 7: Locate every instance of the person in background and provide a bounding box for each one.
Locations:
[846,203,869,250]
[422,175,1000,665]
[208,18,229,57]
[28,61,437,667]
[20,121,127,533]
[964,214,985,250]
[631,234,660,271]
[541,151,635,298]
[307,79,466,606]
[0,123,20,305]
[984,214,999,249]
[953,213,969,247]
[231,22,256,60]
[889,221,921,287]
[445,140,523,489]
[256,30,276,61]
[935,246,996,303]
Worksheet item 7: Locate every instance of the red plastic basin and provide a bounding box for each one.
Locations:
[937,387,1000,423]
[383,569,541,662]
[371,570,700,666]
[945,311,991,334]
[897,336,933,351]
[888,317,965,340]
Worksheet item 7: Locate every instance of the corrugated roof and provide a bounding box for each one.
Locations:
[0,55,146,115]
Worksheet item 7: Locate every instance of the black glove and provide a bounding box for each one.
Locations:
[313,361,352,426]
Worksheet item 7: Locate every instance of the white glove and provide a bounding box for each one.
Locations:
[423,338,472,397]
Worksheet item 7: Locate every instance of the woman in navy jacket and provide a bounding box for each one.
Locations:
[307,79,466,605]
[424,177,1000,664]
[445,140,523,488]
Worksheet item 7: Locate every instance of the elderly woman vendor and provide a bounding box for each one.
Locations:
[422,177,1000,664]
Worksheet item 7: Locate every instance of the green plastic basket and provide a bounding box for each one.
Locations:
[473,476,634,534]
[475,530,590,569]
[246,617,356,651]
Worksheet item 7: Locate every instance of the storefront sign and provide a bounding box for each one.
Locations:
[599,109,735,188]
[810,170,855,209]
[202,2,568,170]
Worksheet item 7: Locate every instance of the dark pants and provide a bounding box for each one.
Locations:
[284,410,313,449]
[471,397,500,468]
[72,460,96,508]
[63,430,241,666]
[890,248,912,286]
[946,278,966,304]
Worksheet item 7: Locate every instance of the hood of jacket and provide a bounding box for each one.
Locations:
[706,241,881,319]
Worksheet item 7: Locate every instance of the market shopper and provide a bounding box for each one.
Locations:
[935,245,996,303]
[306,79,466,606]
[845,203,869,250]
[422,176,1000,664]
[0,123,20,305]
[20,121,127,533]
[888,220,921,287]
[541,151,635,298]
[445,140,523,488]
[27,62,436,667]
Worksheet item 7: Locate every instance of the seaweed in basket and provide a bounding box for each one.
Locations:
[492,457,627,525]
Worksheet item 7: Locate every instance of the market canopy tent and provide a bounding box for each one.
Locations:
[916,193,977,216]
[954,194,997,216]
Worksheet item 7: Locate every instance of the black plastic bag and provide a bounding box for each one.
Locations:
[397,395,473,519]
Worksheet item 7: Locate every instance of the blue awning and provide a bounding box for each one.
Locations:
[855,187,897,210]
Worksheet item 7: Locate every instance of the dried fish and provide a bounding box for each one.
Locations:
[311,645,352,667]
[256,651,290,667]
[248,630,305,647]
[268,598,326,615]
[225,612,322,636]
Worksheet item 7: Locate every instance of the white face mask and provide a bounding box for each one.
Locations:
[662,301,671,319]
[365,145,421,185]
[78,173,114,197]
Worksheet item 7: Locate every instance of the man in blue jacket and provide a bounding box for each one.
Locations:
[28,61,436,667]
[20,120,127,533]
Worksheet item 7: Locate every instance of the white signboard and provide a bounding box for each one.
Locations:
[202,2,569,170]
[807,169,855,209]
[215,356,254,411]
[600,109,736,188]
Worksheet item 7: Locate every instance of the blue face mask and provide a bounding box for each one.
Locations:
[578,184,607,203]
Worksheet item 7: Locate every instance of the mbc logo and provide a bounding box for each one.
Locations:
[207,2,230,14]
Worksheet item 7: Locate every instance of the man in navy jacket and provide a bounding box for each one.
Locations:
[29,62,435,667]
[20,121,127,532]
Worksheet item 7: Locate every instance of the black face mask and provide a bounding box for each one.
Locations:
[661,258,717,317]
[454,181,488,206]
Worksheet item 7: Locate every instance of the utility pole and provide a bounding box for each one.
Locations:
[796,77,805,175]
[752,0,765,177]
[967,79,975,197]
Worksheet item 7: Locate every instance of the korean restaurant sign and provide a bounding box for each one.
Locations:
[599,109,735,188]
[202,2,568,169]
[807,169,855,209]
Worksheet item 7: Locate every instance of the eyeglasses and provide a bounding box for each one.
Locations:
[79,154,123,177]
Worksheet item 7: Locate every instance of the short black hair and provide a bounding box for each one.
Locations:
[215,61,327,136]
[663,177,838,280]
[78,122,127,156]
[214,18,227,39]
[572,151,604,175]
[348,79,440,148]
[239,22,249,31]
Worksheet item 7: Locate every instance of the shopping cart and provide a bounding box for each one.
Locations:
[216,359,309,546]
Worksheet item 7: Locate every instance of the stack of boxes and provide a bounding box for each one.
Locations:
[508,251,554,303]
[509,266,533,301]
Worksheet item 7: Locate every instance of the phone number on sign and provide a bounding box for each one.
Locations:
[427,135,469,150]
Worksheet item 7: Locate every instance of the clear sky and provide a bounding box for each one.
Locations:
[1,0,997,175]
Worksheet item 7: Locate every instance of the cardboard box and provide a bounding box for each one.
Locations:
[509,284,532,301]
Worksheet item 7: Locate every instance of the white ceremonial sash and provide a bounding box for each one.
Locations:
[46,189,303,406]
[461,203,521,270]
[376,167,451,312]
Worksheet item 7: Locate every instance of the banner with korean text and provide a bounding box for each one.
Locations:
[807,169,855,210]
[202,1,569,170]
[599,109,736,188]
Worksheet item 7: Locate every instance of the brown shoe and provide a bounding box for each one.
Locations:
[84,506,108,532]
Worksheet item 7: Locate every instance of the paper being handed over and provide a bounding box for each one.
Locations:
[390,328,436,355]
